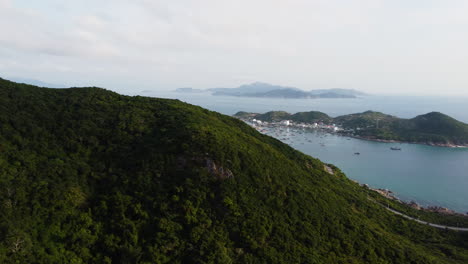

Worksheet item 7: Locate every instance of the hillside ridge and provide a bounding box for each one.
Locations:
[1,78,467,263]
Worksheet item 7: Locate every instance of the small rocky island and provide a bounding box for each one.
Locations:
[234,110,468,147]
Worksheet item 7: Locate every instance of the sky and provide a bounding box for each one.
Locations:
[1,0,468,95]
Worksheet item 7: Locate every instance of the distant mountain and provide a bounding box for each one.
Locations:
[175,82,365,99]
[211,83,360,98]
[209,82,299,96]
[248,88,315,98]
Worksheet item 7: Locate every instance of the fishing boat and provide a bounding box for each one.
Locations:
[390,147,402,151]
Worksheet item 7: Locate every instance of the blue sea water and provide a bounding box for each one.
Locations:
[272,128,468,213]
[146,91,468,213]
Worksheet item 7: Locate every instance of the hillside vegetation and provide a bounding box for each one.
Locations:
[1,78,468,263]
[335,111,468,146]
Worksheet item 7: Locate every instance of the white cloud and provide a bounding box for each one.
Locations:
[1,0,468,95]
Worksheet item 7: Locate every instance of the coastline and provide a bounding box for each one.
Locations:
[365,184,468,216]
[344,135,468,149]
[234,114,468,149]
[238,118,468,213]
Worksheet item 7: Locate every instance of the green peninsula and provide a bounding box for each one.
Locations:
[235,110,468,147]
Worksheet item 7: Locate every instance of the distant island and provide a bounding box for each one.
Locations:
[175,82,367,99]
[234,110,468,147]
[174,87,207,93]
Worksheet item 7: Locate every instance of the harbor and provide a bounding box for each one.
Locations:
[239,118,468,214]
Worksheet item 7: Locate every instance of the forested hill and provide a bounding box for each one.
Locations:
[334,111,468,146]
[1,78,468,263]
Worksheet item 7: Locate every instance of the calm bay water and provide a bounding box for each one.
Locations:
[272,128,468,213]
[146,91,468,212]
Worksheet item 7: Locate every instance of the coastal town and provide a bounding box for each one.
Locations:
[248,118,344,133]
[235,110,468,148]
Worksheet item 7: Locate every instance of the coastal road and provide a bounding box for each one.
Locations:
[384,206,468,232]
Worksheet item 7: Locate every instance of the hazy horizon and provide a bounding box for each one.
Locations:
[1,0,468,96]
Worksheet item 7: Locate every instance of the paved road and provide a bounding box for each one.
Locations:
[384,206,468,232]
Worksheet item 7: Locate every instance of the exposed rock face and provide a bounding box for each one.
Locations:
[206,159,234,180]
[409,201,421,210]
[323,165,334,175]
[176,156,234,180]
[425,206,456,215]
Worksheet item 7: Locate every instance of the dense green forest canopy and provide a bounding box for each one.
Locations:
[1,78,468,263]
[236,110,468,146]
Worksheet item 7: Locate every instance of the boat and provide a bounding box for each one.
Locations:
[390,147,402,151]
[354,152,360,155]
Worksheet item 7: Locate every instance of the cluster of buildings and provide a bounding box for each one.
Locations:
[250,118,343,132]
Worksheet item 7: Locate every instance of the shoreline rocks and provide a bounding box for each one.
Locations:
[366,186,467,216]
